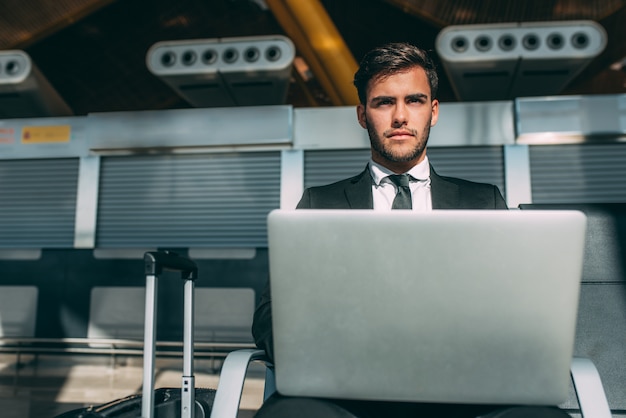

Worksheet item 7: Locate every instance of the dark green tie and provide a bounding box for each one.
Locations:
[388,174,412,210]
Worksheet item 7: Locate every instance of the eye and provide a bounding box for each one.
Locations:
[407,96,426,104]
[371,97,394,107]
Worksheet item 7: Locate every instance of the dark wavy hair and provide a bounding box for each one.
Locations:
[353,42,439,104]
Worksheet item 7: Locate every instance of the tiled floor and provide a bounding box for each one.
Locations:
[0,353,265,418]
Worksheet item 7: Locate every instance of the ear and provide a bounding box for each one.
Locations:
[356,104,367,129]
[430,99,439,127]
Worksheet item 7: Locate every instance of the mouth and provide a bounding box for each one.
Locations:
[386,130,415,140]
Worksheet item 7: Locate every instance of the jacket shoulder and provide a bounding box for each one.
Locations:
[297,170,369,209]
[438,174,497,190]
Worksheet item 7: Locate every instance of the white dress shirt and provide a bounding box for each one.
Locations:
[368,157,432,211]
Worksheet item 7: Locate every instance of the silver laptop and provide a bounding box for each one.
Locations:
[266,209,587,405]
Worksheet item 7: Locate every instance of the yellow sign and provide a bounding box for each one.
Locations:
[22,125,71,143]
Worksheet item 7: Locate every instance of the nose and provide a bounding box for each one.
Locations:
[392,102,408,127]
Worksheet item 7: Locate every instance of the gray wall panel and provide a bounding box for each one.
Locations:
[303,149,370,189]
[96,152,281,248]
[529,144,626,203]
[428,147,506,197]
[0,158,78,248]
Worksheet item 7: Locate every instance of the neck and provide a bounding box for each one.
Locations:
[371,154,425,174]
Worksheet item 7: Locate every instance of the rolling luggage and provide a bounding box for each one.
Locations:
[56,251,215,418]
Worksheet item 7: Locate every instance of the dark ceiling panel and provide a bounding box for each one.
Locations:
[0,0,116,48]
[1,0,623,116]
[384,0,625,25]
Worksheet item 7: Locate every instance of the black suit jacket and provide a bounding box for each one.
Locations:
[252,165,508,360]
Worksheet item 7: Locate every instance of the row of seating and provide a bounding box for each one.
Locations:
[0,286,256,361]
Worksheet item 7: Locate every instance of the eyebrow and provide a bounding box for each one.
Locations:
[370,93,429,104]
[407,93,429,101]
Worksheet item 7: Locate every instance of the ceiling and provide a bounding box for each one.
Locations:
[1,0,625,116]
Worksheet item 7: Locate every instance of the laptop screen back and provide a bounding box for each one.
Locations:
[267,209,586,405]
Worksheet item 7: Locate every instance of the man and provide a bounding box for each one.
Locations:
[251,43,566,418]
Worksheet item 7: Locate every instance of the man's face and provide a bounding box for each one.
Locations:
[356,66,439,173]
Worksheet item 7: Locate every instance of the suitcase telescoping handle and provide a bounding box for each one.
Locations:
[144,250,198,280]
[142,251,198,418]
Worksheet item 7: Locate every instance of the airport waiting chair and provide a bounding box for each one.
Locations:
[519,202,626,415]
[209,349,611,418]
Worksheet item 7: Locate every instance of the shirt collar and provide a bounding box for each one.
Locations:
[368,156,430,186]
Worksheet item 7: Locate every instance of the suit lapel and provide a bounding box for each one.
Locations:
[430,165,460,209]
[344,168,374,209]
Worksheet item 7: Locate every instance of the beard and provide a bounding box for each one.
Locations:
[365,116,431,163]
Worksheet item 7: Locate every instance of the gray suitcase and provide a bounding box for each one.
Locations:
[56,251,214,418]
[142,251,208,418]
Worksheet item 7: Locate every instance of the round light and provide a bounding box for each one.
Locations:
[474,35,492,52]
[181,50,197,66]
[451,36,469,53]
[498,34,516,51]
[160,51,176,67]
[202,49,218,65]
[223,48,239,64]
[522,34,540,50]
[244,47,260,63]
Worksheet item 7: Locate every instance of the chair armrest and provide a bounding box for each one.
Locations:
[211,353,610,418]
[210,349,271,418]
[571,357,611,418]
[264,363,276,401]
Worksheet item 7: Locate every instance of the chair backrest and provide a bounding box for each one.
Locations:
[519,202,626,413]
[0,286,38,338]
[519,203,626,282]
[194,288,255,343]
[87,286,256,344]
[88,286,145,345]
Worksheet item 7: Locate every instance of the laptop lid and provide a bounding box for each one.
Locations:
[267,209,587,405]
